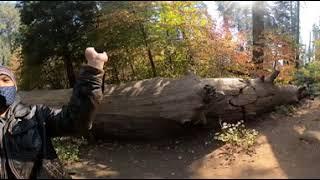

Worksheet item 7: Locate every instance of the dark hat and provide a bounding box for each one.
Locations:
[0,66,16,87]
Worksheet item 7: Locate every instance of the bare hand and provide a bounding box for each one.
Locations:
[85,47,108,70]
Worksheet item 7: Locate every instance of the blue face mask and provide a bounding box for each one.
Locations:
[0,86,16,107]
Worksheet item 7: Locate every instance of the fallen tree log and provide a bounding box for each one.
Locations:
[18,70,307,139]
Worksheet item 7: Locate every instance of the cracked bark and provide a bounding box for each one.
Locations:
[18,70,307,140]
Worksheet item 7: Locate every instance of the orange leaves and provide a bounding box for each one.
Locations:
[206,27,298,81]
[208,24,252,77]
[92,1,299,84]
[276,65,296,84]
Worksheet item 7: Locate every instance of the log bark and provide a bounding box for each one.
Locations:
[18,71,307,140]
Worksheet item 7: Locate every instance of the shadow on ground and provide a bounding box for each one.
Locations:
[254,99,320,179]
[65,98,320,179]
[66,128,223,179]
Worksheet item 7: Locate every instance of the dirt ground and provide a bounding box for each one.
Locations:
[64,98,320,179]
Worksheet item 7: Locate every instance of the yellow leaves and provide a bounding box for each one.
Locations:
[206,28,298,81]
[276,65,296,84]
[90,1,301,84]
[200,18,208,26]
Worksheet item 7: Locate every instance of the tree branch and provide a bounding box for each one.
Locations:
[266,70,280,83]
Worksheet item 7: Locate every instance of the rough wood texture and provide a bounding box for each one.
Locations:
[18,71,307,139]
[203,71,306,123]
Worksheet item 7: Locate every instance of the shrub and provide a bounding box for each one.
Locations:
[214,120,259,156]
[274,104,296,115]
[52,137,87,163]
[294,60,320,96]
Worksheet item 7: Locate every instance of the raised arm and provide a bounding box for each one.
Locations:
[38,47,108,137]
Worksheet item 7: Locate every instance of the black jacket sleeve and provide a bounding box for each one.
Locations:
[38,65,105,137]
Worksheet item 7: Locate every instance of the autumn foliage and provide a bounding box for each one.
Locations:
[10,1,302,89]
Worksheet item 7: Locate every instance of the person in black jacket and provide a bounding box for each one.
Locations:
[0,47,108,179]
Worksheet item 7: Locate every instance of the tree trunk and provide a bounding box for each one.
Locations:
[110,58,120,83]
[166,30,174,70]
[129,59,136,80]
[18,71,308,140]
[290,1,293,34]
[139,22,157,77]
[63,55,76,88]
[295,1,300,68]
[181,30,194,65]
[147,48,156,77]
[121,66,125,81]
[252,1,265,75]
[126,48,136,79]
[308,31,312,63]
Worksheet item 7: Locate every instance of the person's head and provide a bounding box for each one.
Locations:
[0,74,15,87]
[0,66,17,111]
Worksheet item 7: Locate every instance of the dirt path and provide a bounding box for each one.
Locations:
[65,98,320,179]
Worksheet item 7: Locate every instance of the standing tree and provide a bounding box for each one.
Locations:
[0,2,20,66]
[252,1,265,75]
[295,1,300,68]
[92,1,159,80]
[18,1,98,89]
[271,1,300,68]
[312,23,320,61]
[92,1,213,83]
[272,1,292,33]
